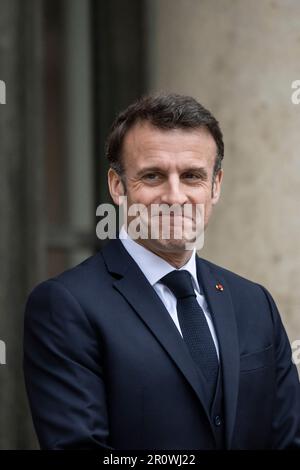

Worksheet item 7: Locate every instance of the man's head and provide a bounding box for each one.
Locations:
[107,94,224,187]
[106,93,224,264]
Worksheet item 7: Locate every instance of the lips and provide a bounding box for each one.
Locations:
[156,214,194,221]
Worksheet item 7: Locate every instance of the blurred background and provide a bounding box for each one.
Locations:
[0,0,300,449]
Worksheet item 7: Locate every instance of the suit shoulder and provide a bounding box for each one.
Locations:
[198,256,266,293]
[27,250,108,302]
[198,257,283,329]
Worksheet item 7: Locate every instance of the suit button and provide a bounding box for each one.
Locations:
[214,415,222,426]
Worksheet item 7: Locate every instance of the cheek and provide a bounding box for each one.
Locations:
[190,186,213,204]
[195,190,214,219]
[202,204,212,228]
[129,186,161,204]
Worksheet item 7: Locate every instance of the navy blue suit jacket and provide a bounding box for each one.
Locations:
[23,238,300,449]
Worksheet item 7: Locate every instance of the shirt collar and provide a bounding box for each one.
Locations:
[119,225,200,293]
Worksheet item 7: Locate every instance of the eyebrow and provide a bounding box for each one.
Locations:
[136,166,208,179]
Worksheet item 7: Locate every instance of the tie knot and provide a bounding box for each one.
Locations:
[160,270,196,299]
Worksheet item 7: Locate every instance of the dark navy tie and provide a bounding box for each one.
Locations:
[160,269,219,399]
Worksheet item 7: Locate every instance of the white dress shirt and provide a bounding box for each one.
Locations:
[119,226,219,358]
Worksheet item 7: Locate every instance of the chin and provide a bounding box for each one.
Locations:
[150,237,191,253]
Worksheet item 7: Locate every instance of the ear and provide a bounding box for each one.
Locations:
[108,168,125,206]
[212,169,223,205]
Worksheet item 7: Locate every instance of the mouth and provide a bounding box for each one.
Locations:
[156,214,195,222]
[156,213,193,218]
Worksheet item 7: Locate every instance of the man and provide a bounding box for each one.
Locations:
[23,94,300,450]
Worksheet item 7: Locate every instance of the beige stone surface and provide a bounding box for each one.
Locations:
[146,0,300,365]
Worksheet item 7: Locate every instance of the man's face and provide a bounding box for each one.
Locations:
[108,121,223,254]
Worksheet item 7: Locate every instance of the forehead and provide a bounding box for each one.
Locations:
[122,121,217,169]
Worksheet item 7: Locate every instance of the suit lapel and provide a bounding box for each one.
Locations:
[196,257,240,449]
[101,239,215,439]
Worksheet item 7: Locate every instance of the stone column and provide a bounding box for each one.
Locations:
[0,0,44,448]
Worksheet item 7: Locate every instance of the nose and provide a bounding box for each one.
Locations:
[160,174,188,206]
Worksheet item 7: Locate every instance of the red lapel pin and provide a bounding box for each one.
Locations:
[215,283,224,292]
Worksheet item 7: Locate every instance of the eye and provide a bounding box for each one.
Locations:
[144,173,157,179]
[182,173,201,180]
[142,173,161,181]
